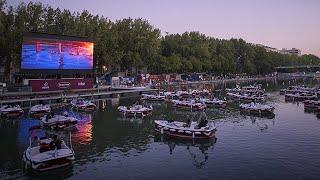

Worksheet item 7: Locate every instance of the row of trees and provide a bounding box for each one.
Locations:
[0,1,319,81]
[158,34,320,74]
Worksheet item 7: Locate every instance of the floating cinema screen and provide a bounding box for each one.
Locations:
[21,33,94,74]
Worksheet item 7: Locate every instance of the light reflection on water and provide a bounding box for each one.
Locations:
[1,78,320,179]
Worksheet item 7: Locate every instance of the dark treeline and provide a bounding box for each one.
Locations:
[0,1,319,80]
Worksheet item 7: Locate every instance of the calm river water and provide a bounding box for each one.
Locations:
[1,78,320,179]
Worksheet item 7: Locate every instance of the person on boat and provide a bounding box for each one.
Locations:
[49,138,55,150]
[186,117,191,127]
[31,136,40,147]
[49,135,62,150]
[250,102,255,107]
[198,118,208,128]
[49,111,54,117]
[54,135,62,149]
[45,114,50,122]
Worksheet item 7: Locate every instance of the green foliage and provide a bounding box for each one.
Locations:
[0,0,319,80]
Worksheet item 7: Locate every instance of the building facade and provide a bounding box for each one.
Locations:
[257,44,301,56]
[257,44,280,53]
[280,48,302,56]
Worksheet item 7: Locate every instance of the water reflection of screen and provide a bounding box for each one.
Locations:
[72,112,93,145]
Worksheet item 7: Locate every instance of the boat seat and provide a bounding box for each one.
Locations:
[32,149,73,163]
[173,122,184,127]
[29,147,41,156]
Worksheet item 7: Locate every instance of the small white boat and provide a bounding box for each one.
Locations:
[242,85,265,92]
[176,91,193,98]
[226,87,242,93]
[163,91,180,99]
[171,99,206,111]
[280,85,315,95]
[118,104,153,117]
[141,94,166,101]
[70,99,96,112]
[285,93,317,101]
[191,89,211,96]
[304,100,320,108]
[227,85,265,94]
[240,102,275,115]
[40,114,78,130]
[0,105,24,118]
[29,104,51,118]
[198,98,227,108]
[154,119,216,139]
[22,136,75,173]
[227,92,265,102]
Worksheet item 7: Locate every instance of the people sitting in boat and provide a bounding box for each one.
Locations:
[47,111,54,119]
[198,118,208,129]
[49,135,62,150]
[185,117,191,127]
[31,136,40,147]
[45,114,50,122]
[46,111,54,121]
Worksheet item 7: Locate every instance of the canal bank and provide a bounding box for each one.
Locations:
[0,87,156,108]
[0,75,307,108]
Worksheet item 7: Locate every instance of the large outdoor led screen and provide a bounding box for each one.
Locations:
[21,34,93,71]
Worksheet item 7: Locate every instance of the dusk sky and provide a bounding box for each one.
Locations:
[10,0,320,57]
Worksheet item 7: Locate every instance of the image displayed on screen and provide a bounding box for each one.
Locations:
[21,37,93,70]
